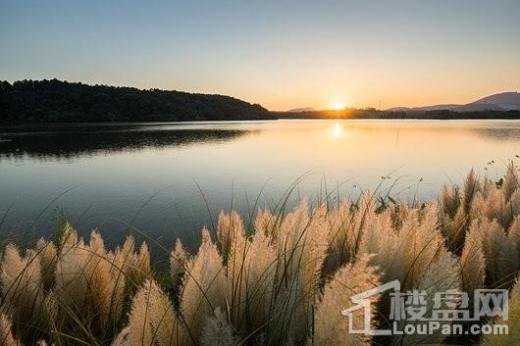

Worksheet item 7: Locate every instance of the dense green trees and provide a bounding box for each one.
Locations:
[0,79,269,123]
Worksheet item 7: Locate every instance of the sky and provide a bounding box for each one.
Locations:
[1,0,519,111]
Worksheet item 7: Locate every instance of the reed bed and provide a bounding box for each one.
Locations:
[0,163,519,345]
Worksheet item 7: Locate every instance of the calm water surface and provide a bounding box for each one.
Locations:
[1,120,519,253]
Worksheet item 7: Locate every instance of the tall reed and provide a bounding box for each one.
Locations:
[0,163,518,345]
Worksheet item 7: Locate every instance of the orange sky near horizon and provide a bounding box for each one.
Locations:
[234,65,520,111]
[71,61,519,111]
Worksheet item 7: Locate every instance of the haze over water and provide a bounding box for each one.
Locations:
[0,119,519,251]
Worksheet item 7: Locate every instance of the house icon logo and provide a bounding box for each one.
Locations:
[341,280,401,336]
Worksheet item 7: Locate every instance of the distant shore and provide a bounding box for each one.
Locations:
[272,109,520,120]
[3,109,520,127]
[2,79,520,124]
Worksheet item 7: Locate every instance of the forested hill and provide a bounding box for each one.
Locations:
[0,79,269,123]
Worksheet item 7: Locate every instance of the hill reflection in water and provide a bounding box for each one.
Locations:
[0,124,254,160]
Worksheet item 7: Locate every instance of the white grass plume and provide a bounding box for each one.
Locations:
[269,201,329,344]
[503,162,519,202]
[470,219,519,288]
[54,228,126,338]
[254,208,276,241]
[1,244,42,305]
[112,235,151,290]
[0,243,44,341]
[463,168,479,211]
[216,210,245,263]
[460,224,486,293]
[116,279,179,345]
[362,203,445,290]
[35,238,57,290]
[225,217,277,336]
[218,211,247,327]
[441,184,461,219]
[240,229,277,333]
[473,187,513,230]
[201,307,236,346]
[180,228,229,344]
[170,238,188,290]
[393,248,460,346]
[312,255,380,346]
[323,197,378,276]
[440,169,480,253]
[132,242,152,287]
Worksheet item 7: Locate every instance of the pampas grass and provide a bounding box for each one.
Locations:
[201,307,237,346]
[0,222,153,344]
[312,255,380,346]
[1,164,520,345]
[503,162,520,202]
[469,219,519,288]
[266,201,330,344]
[115,279,179,345]
[1,244,43,322]
[216,210,246,261]
[35,238,57,290]
[54,228,127,340]
[360,202,448,290]
[112,235,152,294]
[0,244,50,343]
[238,226,277,334]
[180,228,229,345]
[460,224,486,293]
[393,248,460,346]
[441,169,479,253]
[170,238,188,291]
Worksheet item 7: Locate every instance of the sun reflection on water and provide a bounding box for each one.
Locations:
[332,123,343,138]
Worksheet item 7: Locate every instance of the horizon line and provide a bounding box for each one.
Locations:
[3,77,517,112]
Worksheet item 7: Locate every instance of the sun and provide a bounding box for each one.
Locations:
[332,101,346,110]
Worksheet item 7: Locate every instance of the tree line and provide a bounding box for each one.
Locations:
[0,79,269,123]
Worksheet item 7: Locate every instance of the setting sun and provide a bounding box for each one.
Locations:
[332,101,347,110]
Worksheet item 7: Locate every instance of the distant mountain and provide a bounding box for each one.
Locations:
[467,91,520,110]
[388,92,520,112]
[287,107,316,113]
[0,79,269,123]
[389,104,460,112]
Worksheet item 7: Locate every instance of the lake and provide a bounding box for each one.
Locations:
[1,119,519,255]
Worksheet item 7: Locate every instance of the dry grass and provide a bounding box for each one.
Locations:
[0,163,519,345]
